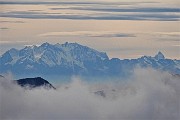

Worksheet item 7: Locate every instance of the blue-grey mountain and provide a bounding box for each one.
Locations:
[0,42,179,79]
[15,77,56,89]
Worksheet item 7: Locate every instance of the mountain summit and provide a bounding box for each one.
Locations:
[0,42,109,77]
[154,51,165,60]
[15,77,55,89]
[2,42,108,67]
[0,42,179,79]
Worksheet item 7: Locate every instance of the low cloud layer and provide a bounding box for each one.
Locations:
[0,68,180,120]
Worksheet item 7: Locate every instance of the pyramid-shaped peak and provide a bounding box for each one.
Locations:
[154,51,165,60]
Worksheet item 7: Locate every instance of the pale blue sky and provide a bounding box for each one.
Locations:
[0,0,180,59]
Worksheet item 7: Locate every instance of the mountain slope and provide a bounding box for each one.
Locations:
[0,42,109,76]
[0,42,179,79]
[15,77,55,89]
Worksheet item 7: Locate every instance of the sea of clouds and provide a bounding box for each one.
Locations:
[0,68,180,120]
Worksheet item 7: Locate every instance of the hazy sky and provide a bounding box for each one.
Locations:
[0,0,180,59]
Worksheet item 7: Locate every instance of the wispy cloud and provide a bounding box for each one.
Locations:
[0,40,28,44]
[0,1,154,5]
[0,1,179,21]
[69,7,180,13]
[38,31,135,38]
[0,1,99,5]
[1,11,179,21]
[0,20,25,23]
[0,27,9,30]
[143,32,180,42]
[172,44,180,47]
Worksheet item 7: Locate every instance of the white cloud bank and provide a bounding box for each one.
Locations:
[0,68,180,120]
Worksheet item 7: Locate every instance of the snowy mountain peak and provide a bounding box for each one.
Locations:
[154,51,165,60]
[0,43,179,77]
[0,42,109,68]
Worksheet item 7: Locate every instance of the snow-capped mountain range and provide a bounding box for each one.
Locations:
[0,42,179,79]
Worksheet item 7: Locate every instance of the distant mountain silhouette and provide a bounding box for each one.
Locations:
[15,77,56,89]
[0,42,179,79]
[0,75,4,78]
[94,90,106,97]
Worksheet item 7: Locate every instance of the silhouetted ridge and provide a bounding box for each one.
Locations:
[0,75,4,78]
[15,77,55,89]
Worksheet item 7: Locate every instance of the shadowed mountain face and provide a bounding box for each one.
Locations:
[0,75,4,78]
[0,42,179,79]
[15,77,56,89]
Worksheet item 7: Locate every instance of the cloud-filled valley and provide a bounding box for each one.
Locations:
[0,68,180,120]
[0,1,180,120]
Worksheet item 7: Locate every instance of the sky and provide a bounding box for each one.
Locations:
[0,0,180,59]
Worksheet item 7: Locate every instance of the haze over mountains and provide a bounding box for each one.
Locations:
[0,42,179,79]
[0,43,179,120]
